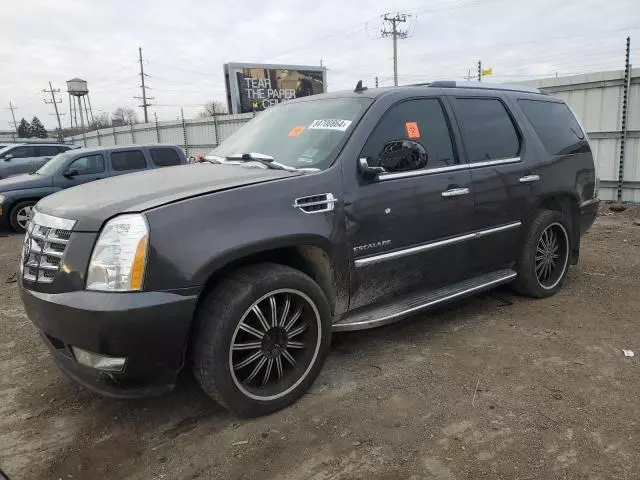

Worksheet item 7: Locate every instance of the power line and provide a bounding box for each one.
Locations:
[400,25,640,62]
[381,13,410,86]
[91,60,138,85]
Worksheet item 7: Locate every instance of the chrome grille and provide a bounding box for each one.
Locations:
[21,212,75,285]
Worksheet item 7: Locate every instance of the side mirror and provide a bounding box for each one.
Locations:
[378,140,428,173]
[358,158,386,177]
[3,154,13,161]
[64,169,79,178]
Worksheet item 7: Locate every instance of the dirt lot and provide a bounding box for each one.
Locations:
[1,207,640,480]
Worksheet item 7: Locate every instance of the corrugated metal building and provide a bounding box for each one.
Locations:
[521,68,639,201]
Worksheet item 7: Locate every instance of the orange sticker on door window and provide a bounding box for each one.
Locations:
[405,121,420,139]
[288,125,306,137]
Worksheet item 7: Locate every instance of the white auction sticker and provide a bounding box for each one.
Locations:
[308,119,353,131]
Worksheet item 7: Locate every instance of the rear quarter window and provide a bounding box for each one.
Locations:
[110,150,147,171]
[453,98,521,163]
[149,148,182,167]
[518,100,589,155]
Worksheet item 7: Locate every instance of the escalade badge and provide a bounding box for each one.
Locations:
[353,240,391,254]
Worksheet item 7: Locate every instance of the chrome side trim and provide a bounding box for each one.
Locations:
[375,157,522,181]
[355,221,521,267]
[580,198,599,209]
[377,163,467,181]
[469,157,521,169]
[474,222,522,238]
[334,270,518,331]
[32,210,77,231]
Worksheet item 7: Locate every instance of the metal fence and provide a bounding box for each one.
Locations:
[521,68,639,202]
[67,112,254,157]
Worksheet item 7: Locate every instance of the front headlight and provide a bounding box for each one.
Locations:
[86,214,149,292]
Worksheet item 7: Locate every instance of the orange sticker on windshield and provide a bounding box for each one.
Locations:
[405,121,421,139]
[288,125,306,137]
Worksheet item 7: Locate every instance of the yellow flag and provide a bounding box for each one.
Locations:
[481,68,493,76]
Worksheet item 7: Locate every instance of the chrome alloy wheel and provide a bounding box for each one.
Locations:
[16,205,33,230]
[535,222,569,290]
[229,289,322,401]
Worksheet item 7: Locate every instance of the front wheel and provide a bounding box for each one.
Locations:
[10,200,36,233]
[193,263,331,417]
[515,210,572,298]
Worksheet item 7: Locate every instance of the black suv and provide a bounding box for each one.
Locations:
[19,81,599,416]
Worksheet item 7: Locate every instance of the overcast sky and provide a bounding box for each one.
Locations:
[1,0,638,129]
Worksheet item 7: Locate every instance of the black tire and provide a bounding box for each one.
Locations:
[192,263,332,417]
[9,200,36,233]
[515,209,572,298]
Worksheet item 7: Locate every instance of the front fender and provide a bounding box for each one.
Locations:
[142,168,347,292]
[3,187,56,212]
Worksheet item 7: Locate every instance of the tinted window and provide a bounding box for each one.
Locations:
[57,146,71,153]
[37,146,62,156]
[518,100,588,155]
[68,154,105,175]
[150,148,181,167]
[110,150,147,171]
[454,98,520,163]
[6,146,36,158]
[361,98,456,169]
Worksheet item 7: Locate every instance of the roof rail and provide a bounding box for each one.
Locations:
[412,80,542,94]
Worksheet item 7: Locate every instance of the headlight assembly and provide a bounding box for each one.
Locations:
[86,214,149,292]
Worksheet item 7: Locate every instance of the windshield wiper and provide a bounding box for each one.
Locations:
[225,152,296,172]
[203,154,225,164]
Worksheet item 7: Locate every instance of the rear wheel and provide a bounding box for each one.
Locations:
[193,263,331,417]
[10,200,36,233]
[515,210,571,298]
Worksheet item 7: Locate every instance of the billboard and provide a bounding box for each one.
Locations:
[224,62,327,114]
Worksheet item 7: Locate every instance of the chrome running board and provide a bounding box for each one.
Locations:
[332,268,517,332]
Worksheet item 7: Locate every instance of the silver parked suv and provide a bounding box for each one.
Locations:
[0,143,78,179]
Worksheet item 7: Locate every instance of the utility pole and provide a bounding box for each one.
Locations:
[43,81,64,138]
[5,101,18,132]
[381,13,409,86]
[617,36,632,201]
[464,69,474,81]
[135,47,153,123]
[477,60,482,82]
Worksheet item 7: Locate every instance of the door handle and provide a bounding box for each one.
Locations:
[441,187,470,198]
[519,174,540,183]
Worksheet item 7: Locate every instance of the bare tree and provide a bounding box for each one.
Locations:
[90,112,111,130]
[112,107,139,126]
[198,100,228,118]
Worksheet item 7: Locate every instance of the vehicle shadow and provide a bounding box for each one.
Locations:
[24,282,521,478]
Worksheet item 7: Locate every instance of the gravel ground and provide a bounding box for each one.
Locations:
[1,206,640,480]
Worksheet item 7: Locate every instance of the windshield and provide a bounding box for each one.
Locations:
[36,152,74,176]
[209,97,372,170]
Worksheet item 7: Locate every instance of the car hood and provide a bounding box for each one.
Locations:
[0,173,53,191]
[36,163,298,231]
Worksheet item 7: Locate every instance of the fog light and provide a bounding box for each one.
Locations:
[71,346,126,372]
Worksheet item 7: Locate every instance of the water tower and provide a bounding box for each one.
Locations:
[67,78,95,130]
